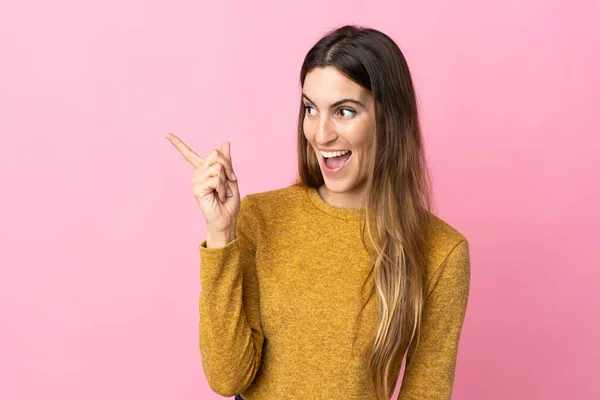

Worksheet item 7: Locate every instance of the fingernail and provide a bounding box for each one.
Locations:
[231,171,237,181]
[226,187,233,197]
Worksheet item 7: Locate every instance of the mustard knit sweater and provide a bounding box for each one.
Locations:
[198,183,470,399]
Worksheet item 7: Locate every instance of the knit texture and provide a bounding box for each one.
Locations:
[198,183,470,399]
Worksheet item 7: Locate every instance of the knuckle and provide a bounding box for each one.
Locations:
[194,166,205,177]
[217,151,228,165]
[206,150,218,164]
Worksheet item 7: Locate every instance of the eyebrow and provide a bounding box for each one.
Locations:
[302,93,366,110]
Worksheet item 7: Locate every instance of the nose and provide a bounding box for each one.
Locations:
[314,115,337,145]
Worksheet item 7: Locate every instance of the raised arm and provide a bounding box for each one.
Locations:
[164,132,263,396]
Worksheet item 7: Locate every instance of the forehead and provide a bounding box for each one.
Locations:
[303,66,371,105]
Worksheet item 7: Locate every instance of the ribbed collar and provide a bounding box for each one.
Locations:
[304,185,364,221]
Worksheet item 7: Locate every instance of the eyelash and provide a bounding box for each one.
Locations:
[303,105,357,118]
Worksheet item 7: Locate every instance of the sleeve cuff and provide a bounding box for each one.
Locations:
[199,236,238,251]
[199,237,241,290]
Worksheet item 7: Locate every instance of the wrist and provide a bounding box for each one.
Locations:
[206,230,235,248]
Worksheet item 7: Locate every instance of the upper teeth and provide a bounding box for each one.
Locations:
[321,150,350,158]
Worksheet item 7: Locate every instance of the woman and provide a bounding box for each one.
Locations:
[166,25,470,400]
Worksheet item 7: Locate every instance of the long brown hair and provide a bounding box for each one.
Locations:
[295,25,434,399]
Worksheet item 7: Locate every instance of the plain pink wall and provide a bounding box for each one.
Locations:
[1,0,598,399]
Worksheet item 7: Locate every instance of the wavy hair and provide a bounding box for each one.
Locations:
[294,25,434,399]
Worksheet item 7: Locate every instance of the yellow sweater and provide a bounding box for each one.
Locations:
[198,183,470,399]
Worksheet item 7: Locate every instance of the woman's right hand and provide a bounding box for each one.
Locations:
[164,132,240,238]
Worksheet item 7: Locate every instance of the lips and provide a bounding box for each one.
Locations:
[319,148,351,152]
[320,151,352,174]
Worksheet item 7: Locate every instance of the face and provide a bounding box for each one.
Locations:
[302,66,376,200]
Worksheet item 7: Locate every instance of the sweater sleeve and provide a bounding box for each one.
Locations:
[398,239,471,400]
[198,195,264,396]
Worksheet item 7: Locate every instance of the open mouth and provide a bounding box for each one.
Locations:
[322,150,352,172]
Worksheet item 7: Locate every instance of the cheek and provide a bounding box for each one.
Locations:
[345,122,374,149]
[303,119,315,140]
[349,126,375,164]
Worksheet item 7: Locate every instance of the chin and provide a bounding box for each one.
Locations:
[322,177,354,193]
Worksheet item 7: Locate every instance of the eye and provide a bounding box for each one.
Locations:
[304,104,317,116]
[338,108,357,118]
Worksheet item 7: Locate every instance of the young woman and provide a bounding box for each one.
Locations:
[166,25,470,400]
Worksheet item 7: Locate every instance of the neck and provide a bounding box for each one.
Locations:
[318,182,367,210]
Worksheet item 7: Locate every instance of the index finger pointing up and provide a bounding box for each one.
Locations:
[164,132,203,169]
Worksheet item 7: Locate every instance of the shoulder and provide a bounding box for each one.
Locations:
[236,184,308,245]
[237,183,307,228]
[240,183,306,216]
[423,212,470,293]
[243,182,306,202]
[426,212,468,257]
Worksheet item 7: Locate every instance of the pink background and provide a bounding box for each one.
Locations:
[1,1,598,399]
